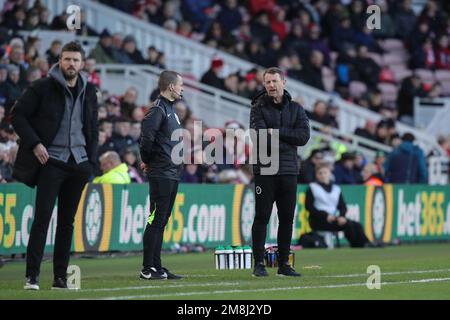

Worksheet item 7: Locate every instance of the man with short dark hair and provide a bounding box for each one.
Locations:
[11,41,99,290]
[250,67,310,277]
[139,70,184,280]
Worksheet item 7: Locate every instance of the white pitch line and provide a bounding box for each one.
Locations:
[83,281,239,292]
[98,277,450,300]
[320,268,450,278]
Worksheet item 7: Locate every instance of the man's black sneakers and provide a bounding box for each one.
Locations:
[24,276,39,290]
[277,264,301,277]
[252,262,269,277]
[159,267,183,280]
[140,267,168,280]
[52,278,70,289]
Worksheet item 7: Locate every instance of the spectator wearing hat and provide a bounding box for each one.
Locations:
[200,57,226,90]
[117,35,146,64]
[89,29,118,64]
[384,133,428,184]
[333,152,359,184]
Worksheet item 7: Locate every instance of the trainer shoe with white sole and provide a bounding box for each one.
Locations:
[24,277,40,290]
[140,267,168,280]
[159,267,183,280]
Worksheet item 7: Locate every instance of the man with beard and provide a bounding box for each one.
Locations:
[11,42,99,290]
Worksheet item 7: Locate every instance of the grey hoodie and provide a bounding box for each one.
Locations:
[47,63,89,164]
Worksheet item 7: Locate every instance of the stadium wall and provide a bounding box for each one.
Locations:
[1,183,450,255]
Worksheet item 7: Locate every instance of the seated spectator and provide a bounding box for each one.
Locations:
[372,0,396,39]
[46,39,62,67]
[354,120,377,141]
[0,65,24,116]
[145,46,165,69]
[89,29,118,64]
[307,100,335,127]
[331,15,355,53]
[384,132,428,184]
[298,148,324,184]
[200,57,225,90]
[395,0,417,40]
[181,164,202,183]
[122,149,145,183]
[120,87,139,120]
[354,45,381,89]
[333,152,358,184]
[83,57,101,88]
[353,25,384,54]
[93,151,131,184]
[434,34,450,70]
[224,73,240,95]
[301,50,325,91]
[116,35,146,64]
[306,24,331,66]
[106,118,136,153]
[305,163,372,247]
[362,163,384,186]
[217,0,242,33]
[410,37,435,70]
[397,75,427,124]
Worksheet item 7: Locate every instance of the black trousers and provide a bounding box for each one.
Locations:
[252,175,297,265]
[26,156,91,279]
[309,217,370,248]
[143,177,178,270]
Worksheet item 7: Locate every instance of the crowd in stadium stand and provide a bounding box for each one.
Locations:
[0,0,450,185]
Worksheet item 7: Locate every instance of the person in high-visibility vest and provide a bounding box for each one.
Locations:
[92,151,131,184]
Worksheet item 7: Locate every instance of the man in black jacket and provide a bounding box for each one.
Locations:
[139,70,184,280]
[250,67,310,277]
[11,42,98,290]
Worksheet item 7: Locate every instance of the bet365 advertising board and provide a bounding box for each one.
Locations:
[1,183,450,255]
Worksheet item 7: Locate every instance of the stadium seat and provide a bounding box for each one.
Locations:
[381,38,404,52]
[349,81,368,99]
[378,82,398,104]
[434,70,450,83]
[391,66,413,83]
[382,53,406,67]
[414,68,436,84]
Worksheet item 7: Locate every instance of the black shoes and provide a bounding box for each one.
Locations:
[140,267,167,280]
[24,276,40,290]
[52,278,71,290]
[277,264,301,277]
[159,267,183,280]
[140,267,183,280]
[252,262,269,277]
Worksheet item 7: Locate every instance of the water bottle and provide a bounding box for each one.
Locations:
[243,246,252,269]
[225,246,234,270]
[215,246,226,270]
[234,246,244,269]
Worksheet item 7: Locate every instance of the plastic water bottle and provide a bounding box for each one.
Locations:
[215,246,226,270]
[225,246,234,270]
[243,246,252,269]
[234,246,244,269]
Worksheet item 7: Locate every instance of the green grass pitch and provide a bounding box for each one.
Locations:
[1,243,450,300]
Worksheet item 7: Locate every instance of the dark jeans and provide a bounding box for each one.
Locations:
[252,175,297,265]
[142,177,179,270]
[26,156,91,279]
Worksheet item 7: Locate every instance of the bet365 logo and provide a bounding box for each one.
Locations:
[66,5,81,31]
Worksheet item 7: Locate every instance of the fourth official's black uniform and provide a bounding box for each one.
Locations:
[140,95,182,271]
[250,90,310,265]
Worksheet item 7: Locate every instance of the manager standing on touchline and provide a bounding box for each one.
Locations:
[11,42,99,290]
[250,67,310,277]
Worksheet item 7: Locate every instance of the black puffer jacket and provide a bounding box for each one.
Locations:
[250,90,310,175]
